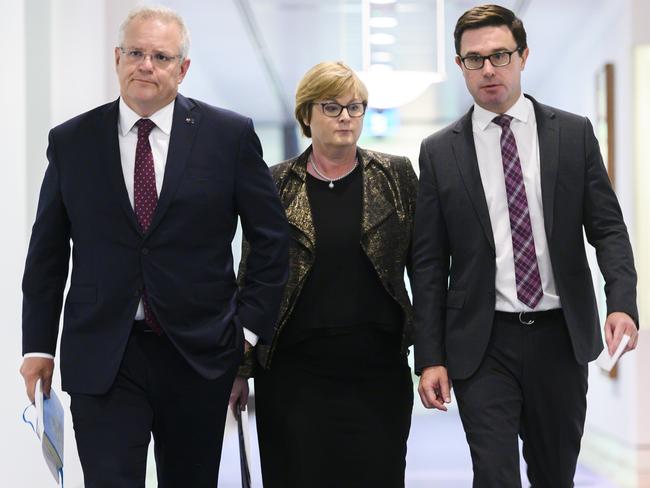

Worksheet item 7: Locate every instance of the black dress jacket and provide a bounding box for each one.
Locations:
[22,94,289,394]
[240,146,418,372]
[411,95,638,380]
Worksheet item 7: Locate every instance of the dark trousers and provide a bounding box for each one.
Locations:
[453,310,588,488]
[255,328,413,488]
[69,326,239,488]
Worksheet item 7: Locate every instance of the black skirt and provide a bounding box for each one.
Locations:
[254,327,413,488]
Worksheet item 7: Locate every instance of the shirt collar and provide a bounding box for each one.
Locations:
[472,93,531,131]
[118,98,176,136]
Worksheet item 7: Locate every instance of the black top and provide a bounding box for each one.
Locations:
[279,163,403,350]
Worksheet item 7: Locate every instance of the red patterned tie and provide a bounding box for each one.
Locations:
[493,115,543,309]
[134,118,162,334]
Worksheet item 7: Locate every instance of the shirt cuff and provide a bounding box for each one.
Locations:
[24,352,55,359]
[243,328,259,346]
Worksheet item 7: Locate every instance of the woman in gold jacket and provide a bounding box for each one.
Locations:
[236,61,418,487]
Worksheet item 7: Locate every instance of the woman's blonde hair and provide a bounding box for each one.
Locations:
[294,61,368,138]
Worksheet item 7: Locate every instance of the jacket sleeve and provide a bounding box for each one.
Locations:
[581,117,638,325]
[233,119,290,344]
[410,139,450,373]
[22,130,71,355]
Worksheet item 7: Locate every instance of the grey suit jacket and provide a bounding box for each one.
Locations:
[411,94,638,379]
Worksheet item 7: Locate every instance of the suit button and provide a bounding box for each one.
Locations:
[142,247,149,255]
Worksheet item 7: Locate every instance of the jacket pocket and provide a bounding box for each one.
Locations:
[446,289,466,309]
[67,285,97,303]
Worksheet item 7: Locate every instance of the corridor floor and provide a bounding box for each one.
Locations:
[216,406,618,487]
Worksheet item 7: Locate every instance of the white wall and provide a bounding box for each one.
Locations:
[526,1,649,486]
[0,1,33,485]
[526,1,635,227]
[5,1,648,486]
[632,41,650,488]
[1,1,133,486]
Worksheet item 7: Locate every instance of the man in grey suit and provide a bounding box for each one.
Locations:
[412,4,638,487]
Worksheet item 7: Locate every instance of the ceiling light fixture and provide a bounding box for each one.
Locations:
[369,16,398,28]
[372,51,393,63]
[360,0,447,109]
[369,33,396,45]
[369,64,394,72]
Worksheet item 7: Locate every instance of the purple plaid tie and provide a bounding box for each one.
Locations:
[493,115,543,309]
[134,118,162,334]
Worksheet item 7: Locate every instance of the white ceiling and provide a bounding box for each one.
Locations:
[165,0,603,124]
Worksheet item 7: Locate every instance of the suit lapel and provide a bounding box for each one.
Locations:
[148,94,200,235]
[284,150,316,253]
[100,99,142,234]
[360,149,393,238]
[530,96,559,240]
[286,187,316,252]
[284,148,393,254]
[452,110,496,250]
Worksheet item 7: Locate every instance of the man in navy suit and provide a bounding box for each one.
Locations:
[412,4,638,487]
[19,6,288,487]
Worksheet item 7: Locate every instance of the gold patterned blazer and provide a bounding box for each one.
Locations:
[239,145,418,375]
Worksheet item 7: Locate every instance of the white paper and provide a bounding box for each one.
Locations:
[596,334,631,372]
[33,379,65,484]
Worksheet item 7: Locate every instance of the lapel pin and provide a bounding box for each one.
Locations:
[185,117,195,125]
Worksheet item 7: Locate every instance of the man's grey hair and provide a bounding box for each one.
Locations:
[118,5,191,60]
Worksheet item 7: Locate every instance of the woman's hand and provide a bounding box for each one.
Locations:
[229,375,250,413]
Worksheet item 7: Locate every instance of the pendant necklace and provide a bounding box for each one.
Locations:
[309,154,358,189]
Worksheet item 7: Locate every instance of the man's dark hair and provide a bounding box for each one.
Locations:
[454,4,527,55]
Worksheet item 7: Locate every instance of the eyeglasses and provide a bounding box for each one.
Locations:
[118,47,182,68]
[313,101,367,118]
[459,48,520,70]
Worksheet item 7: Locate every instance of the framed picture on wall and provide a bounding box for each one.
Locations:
[595,62,617,378]
[595,63,615,183]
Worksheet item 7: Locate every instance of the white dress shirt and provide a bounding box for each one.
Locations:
[472,94,561,312]
[25,99,256,359]
[119,99,257,344]
[119,98,174,322]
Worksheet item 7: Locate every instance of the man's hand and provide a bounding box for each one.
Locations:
[418,365,452,412]
[20,357,54,403]
[229,376,249,413]
[604,312,638,356]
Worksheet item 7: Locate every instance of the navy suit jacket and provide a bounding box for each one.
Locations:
[412,95,638,379]
[22,94,289,394]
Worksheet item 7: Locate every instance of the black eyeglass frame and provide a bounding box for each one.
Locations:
[312,101,368,118]
[459,48,522,70]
